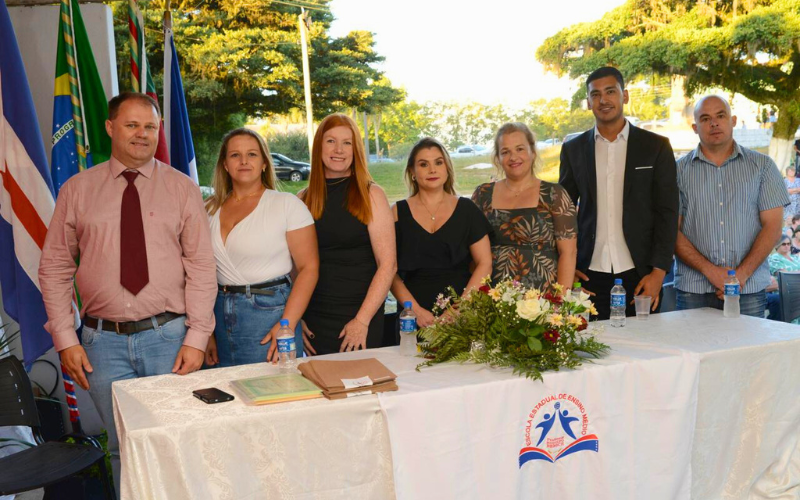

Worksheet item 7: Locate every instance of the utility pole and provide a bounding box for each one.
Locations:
[298,8,313,159]
[362,111,370,158]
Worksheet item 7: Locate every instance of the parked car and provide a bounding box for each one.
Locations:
[536,138,562,149]
[451,145,490,158]
[271,153,310,182]
[563,132,582,144]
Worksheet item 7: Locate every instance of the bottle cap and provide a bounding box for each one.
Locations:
[727,270,736,276]
[614,278,622,285]
[404,301,413,308]
[573,282,581,288]
[280,319,289,327]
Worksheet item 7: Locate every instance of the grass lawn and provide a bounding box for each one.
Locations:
[279,146,563,203]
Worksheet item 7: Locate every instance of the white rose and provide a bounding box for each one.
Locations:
[516,298,545,321]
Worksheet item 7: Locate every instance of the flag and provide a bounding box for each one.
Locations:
[164,24,198,183]
[50,0,111,194]
[128,0,169,164]
[0,0,57,368]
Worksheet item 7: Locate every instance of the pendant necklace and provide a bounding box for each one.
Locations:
[419,195,445,221]
[504,179,531,197]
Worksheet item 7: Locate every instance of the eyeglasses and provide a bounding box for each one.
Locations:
[780,243,791,247]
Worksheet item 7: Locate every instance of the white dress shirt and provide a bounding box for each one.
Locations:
[589,120,635,274]
[210,189,314,286]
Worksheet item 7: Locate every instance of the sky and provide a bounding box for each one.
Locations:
[328,0,627,108]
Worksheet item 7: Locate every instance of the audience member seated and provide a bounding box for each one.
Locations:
[768,235,800,323]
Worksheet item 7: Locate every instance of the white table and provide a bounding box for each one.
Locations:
[113,309,800,499]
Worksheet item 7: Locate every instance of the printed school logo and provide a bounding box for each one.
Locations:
[519,393,599,466]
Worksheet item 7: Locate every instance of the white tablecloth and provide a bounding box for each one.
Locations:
[595,309,800,499]
[378,331,700,500]
[112,360,396,500]
[112,309,800,500]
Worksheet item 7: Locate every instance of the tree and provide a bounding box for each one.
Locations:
[378,100,440,158]
[537,0,800,167]
[517,98,596,141]
[111,0,401,183]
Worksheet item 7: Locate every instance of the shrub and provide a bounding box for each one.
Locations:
[267,130,310,162]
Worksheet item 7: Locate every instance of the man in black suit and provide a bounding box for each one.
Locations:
[559,67,678,320]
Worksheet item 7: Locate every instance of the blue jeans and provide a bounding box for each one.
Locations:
[675,289,767,318]
[82,315,187,497]
[214,278,303,367]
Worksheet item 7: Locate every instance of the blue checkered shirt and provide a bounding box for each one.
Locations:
[675,142,789,294]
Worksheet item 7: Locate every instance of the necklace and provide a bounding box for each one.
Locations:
[231,188,263,202]
[419,195,446,221]
[326,176,350,186]
[504,179,534,197]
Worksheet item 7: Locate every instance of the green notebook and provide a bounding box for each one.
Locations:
[230,373,323,405]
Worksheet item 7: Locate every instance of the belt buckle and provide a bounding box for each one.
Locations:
[222,285,228,293]
[115,321,122,335]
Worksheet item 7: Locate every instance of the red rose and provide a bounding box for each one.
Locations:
[544,292,563,306]
[479,285,491,293]
[543,330,560,343]
[577,317,588,332]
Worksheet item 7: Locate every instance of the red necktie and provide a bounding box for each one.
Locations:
[120,171,149,295]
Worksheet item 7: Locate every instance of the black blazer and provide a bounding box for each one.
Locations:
[558,124,678,277]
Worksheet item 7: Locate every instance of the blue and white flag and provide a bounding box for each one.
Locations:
[0,0,57,367]
[164,26,198,183]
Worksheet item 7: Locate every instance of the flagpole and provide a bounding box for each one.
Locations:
[298,8,314,157]
[163,4,172,156]
[136,4,147,90]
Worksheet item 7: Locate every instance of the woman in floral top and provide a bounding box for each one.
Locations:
[472,123,577,290]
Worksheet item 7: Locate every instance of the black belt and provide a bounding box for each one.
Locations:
[83,312,183,335]
[218,276,290,296]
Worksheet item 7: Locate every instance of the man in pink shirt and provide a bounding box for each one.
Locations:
[39,92,216,492]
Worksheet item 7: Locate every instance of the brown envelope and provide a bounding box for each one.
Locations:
[323,380,399,400]
[298,358,397,395]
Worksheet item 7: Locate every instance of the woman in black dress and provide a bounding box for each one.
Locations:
[299,114,396,355]
[391,138,492,327]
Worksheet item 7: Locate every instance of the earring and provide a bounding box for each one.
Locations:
[412,175,416,181]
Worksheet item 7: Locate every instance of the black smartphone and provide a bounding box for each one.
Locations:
[192,387,234,404]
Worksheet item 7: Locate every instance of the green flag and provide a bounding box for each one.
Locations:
[51,0,111,192]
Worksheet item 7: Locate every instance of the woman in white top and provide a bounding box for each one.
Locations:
[204,129,319,367]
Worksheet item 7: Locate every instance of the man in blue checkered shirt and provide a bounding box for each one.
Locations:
[675,95,789,317]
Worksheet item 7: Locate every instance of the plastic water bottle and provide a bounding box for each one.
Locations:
[610,279,626,327]
[724,270,740,318]
[276,319,297,372]
[399,301,418,355]
[573,281,590,322]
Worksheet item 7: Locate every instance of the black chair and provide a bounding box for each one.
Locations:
[777,271,800,323]
[0,355,114,499]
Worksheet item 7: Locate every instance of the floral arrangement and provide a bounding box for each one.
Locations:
[417,277,610,380]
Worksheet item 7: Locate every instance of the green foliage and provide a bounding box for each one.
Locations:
[110,0,402,181]
[417,281,609,380]
[536,0,800,139]
[267,130,310,162]
[377,98,613,158]
[379,100,441,156]
[517,98,596,141]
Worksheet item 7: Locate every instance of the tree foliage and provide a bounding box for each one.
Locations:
[375,97,624,158]
[536,0,800,149]
[111,0,401,183]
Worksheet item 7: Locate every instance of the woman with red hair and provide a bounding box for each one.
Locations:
[299,114,396,354]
